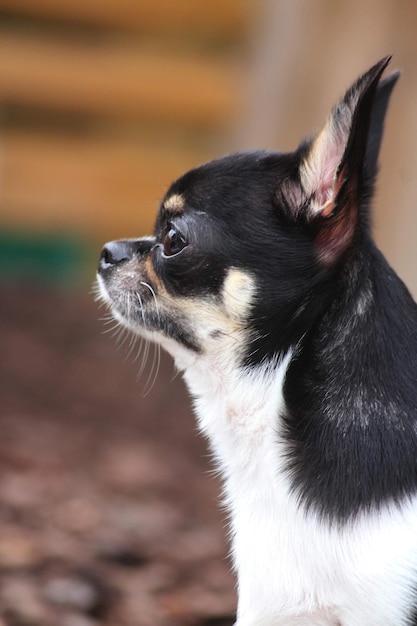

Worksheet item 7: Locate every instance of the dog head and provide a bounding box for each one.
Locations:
[97,57,398,371]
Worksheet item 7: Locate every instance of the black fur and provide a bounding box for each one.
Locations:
[283,242,417,521]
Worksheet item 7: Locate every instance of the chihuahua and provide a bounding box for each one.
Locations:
[97,57,417,625]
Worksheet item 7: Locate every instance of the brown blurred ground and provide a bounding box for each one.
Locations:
[0,285,236,626]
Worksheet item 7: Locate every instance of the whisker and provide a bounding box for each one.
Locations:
[99,313,116,323]
[126,292,132,322]
[140,281,160,323]
[123,333,138,362]
[142,338,161,397]
[131,336,146,364]
[91,281,104,303]
[135,291,146,327]
[101,319,123,335]
[100,314,122,329]
[114,325,130,349]
[95,280,163,396]
[138,337,151,378]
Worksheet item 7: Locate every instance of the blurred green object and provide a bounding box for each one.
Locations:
[0,229,93,286]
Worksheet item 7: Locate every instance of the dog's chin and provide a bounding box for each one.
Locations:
[95,274,200,371]
[109,306,148,338]
[96,275,151,337]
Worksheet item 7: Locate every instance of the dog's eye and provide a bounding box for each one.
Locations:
[163,228,187,257]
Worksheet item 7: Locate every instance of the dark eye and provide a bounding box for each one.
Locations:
[162,228,188,256]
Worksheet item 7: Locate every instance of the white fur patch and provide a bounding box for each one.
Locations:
[181,353,417,625]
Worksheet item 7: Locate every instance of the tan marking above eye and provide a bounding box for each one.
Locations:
[163,193,185,216]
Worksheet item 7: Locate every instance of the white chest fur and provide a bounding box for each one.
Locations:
[182,354,417,626]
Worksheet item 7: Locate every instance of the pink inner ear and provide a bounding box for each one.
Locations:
[315,136,345,208]
[321,163,347,218]
[302,120,347,216]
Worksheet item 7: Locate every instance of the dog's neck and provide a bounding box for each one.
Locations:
[179,348,293,474]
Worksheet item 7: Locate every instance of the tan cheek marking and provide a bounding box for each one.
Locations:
[178,297,243,347]
[144,255,167,295]
[163,193,185,215]
[222,268,256,321]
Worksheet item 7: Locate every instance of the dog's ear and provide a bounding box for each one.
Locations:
[289,56,396,266]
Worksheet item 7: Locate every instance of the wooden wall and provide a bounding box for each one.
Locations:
[235,0,417,295]
[0,0,416,293]
[0,0,252,242]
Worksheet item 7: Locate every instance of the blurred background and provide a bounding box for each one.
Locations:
[0,0,417,289]
[0,1,416,625]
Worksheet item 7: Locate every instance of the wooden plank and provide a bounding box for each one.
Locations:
[0,31,241,128]
[0,0,252,38]
[0,130,215,239]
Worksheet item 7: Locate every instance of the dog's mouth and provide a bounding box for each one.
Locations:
[96,272,158,334]
[96,243,203,356]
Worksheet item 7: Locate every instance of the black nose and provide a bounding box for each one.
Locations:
[98,238,156,272]
[100,241,133,268]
